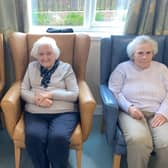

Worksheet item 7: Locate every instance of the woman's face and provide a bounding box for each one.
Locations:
[133,42,154,69]
[37,44,56,69]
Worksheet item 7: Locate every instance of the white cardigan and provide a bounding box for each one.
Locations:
[21,60,79,114]
[108,60,168,119]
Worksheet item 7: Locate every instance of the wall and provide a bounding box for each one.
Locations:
[86,37,102,114]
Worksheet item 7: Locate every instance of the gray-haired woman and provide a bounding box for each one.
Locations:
[109,35,168,168]
[21,36,79,168]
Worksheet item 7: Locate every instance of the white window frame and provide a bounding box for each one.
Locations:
[27,0,126,34]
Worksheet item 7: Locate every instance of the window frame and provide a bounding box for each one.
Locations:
[27,0,127,34]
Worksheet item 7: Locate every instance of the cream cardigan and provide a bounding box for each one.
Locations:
[109,60,168,119]
[21,60,79,114]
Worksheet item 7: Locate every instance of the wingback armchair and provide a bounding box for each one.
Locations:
[99,35,168,168]
[0,33,5,126]
[1,32,96,168]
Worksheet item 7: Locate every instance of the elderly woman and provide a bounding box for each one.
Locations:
[21,36,79,168]
[108,35,168,168]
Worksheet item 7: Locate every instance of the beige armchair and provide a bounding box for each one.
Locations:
[0,33,5,126]
[1,32,96,168]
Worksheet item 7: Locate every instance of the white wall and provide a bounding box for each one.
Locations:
[86,37,102,113]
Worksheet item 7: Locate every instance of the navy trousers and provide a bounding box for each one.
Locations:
[24,111,79,168]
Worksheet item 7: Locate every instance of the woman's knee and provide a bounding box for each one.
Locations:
[127,133,152,148]
[153,127,168,149]
[155,138,168,150]
[26,130,47,146]
[48,132,69,146]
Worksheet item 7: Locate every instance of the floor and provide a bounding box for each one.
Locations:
[0,115,113,168]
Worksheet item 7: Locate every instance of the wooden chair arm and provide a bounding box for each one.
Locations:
[1,81,22,138]
[78,80,96,141]
[13,113,25,148]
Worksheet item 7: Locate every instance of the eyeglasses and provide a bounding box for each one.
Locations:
[135,51,153,56]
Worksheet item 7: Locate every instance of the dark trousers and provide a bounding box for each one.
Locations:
[24,111,79,168]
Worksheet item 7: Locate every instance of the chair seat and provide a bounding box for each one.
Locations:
[13,114,83,150]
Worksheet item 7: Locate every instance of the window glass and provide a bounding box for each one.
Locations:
[29,0,129,33]
[31,0,85,26]
[94,0,128,26]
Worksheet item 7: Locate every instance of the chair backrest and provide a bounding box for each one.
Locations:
[100,35,168,85]
[0,33,5,93]
[9,32,90,82]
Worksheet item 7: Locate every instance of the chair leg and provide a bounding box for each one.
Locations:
[14,145,21,168]
[100,114,105,133]
[76,149,82,168]
[112,154,121,168]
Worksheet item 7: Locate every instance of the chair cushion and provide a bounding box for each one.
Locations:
[27,34,76,65]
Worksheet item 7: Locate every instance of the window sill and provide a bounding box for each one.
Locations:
[28,26,124,41]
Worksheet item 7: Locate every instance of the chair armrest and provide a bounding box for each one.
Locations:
[13,113,25,148]
[99,84,119,144]
[1,81,22,138]
[78,80,96,141]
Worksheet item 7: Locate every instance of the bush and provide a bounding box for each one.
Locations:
[95,12,104,21]
[32,12,51,25]
[64,12,83,25]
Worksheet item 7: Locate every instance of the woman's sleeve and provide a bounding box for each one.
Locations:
[21,65,35,104]
[50,65,79,102]
[157,66,168,119]
[108,66,132,112]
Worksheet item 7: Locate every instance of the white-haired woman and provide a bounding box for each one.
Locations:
[21,36,79,168]
[108,35,168,168]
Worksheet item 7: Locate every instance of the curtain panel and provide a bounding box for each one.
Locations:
[124,0,168,35]
[0,0,29,88]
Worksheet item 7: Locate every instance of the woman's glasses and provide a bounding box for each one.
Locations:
[135,50,153,57]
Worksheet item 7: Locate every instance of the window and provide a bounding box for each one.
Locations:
[28,0,129,34]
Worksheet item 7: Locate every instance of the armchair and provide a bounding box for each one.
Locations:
[0,33,5,126]
[99,35,168,168]
[1,32,96,168]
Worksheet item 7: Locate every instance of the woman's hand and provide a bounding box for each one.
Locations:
[38,98,53,107]
[128,105,144,120]
[38,91,53,99]
[151,113,167,128]
[35,91,53,107]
